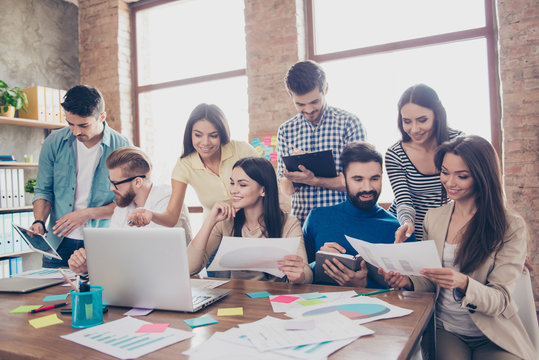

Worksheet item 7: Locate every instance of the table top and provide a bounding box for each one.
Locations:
[0,279,435,360]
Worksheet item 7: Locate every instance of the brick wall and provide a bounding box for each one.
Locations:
[78,0,133,141]
[497,0,539,301]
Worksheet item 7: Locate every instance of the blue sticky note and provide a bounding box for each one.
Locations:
[246,291,272,299]
[299,292,326,300]
[42,293,69,302]
[184,315,218,328]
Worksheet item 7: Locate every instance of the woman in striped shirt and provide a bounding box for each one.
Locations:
[385,84,461,241]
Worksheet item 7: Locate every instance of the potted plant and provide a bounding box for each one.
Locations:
[25,178,37,206]
[0,80,28,118]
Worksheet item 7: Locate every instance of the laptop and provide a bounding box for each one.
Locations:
[83,227,230,312]
[0,277,64,293]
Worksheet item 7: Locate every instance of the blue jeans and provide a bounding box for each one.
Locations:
[42,237,84,268]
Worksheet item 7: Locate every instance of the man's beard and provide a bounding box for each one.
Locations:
[348,190,379,210]
[115,190,136,208]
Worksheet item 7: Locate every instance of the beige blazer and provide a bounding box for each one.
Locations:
[410,202,536,360]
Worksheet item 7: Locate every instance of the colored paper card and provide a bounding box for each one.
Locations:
[184,315,218,328]
[264,136,272,145]
[10,305,43,314]
[250,137,261,147]
[255,146,264,155]
[298,298,325,306]
[284,319,315,330]
[271,136,277,146]
[270,295,300,304]
[136,323,170,333]
[42,293,69,302]
[217,307,243,316]
[124,307,154,316]
[29,314,63,329]
[270,152,278,161]
[299,292,327,300]
[246,291,272,299]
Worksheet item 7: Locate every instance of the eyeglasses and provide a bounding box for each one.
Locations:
[108,175,146,190]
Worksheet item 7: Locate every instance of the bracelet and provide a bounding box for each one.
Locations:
[32,220,48,234]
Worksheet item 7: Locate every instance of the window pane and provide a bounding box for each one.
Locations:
[322,39,491,202]
[313,0,486,54]
[136,0,246,85]
[138,76,248,205]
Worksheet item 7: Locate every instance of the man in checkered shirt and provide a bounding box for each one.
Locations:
[277,60,366,224]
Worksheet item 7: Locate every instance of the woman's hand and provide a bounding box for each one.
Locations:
[127,208,153,227]
[209,202,236,224]
[278,255,306,284]
[394,220,414,243]
[378,267,412,289]
[420,267,469,291]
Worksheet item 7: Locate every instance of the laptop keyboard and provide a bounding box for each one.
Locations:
[193,295,212,306]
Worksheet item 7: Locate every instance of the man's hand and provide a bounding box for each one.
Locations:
[323,259,368,287]
[283,165,316,186]
[29,222,46,235]
[68,248,87,275]
[319,242,346,254]
[52,209,92,237]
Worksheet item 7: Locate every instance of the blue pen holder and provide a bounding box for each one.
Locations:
[70,286,104,328]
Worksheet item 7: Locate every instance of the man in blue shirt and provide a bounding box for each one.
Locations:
[277,60,366,224]
[29,85,130,267]
[303,142,416,287]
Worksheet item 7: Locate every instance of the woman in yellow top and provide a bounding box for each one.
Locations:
[188,157,312,283]
[127,103,258,226]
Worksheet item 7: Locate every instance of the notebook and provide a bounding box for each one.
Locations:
[83,227,230,312]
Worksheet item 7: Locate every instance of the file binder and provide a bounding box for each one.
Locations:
[19,86,46,121]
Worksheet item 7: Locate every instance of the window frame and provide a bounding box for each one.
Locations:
[305,0,501,157]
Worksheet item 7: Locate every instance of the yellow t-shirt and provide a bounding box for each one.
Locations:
[171,140,259,213]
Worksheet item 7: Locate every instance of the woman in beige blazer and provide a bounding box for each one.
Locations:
[380,135,535,360]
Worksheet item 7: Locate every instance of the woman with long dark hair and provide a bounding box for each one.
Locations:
[385,84,462,241]
[188,157,312,283]
[380,135,535,359]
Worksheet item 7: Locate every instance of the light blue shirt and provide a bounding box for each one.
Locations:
[33,122,131,249]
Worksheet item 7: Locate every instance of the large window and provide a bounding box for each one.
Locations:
[308,0,498,202]
[132,0,248,208]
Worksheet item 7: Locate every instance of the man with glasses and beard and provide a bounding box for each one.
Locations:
[303,142,416,287]
[68,146,192,274]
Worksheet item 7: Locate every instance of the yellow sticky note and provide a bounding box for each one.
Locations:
[271,136,277,146]
[9,305,43,314]
[29,313,64,329]
[217,307,243,316]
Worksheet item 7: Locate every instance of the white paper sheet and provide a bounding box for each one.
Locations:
[15,267,76,279]
[207,236,300,277]
[346,235,442,275]
[61,316,193,360]
[190,278,230,289]
[237,314,373,352]
[285,295,413,325]
[269,290,357,313]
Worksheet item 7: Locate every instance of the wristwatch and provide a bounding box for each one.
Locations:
[32,220,48,234]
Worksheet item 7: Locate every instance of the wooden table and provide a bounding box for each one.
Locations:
[0,279,435,359]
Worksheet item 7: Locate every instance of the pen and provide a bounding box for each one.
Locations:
[354,288,395,297]
[59,269,78,292]
[28,302,68,314]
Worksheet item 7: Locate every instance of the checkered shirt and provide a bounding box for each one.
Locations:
[277,105,366,224]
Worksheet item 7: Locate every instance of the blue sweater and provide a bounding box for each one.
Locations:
[303,200,416,287]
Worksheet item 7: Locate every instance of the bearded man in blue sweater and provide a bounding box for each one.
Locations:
[303,141,416,287]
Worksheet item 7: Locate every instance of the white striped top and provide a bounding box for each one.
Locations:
[385,129,462,240]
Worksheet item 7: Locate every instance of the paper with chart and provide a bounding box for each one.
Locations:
[345,235,441,275]
[207,236,300,277]
[285,294,413,325]
[269,290,357,313]
[61,316,193,359]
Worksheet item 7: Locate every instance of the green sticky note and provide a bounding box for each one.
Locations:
[29,314,63,329]
[298,299,325,306]
[184,315,218,328]
[85,303,93,319]
[10,305,43,314]
[217,307,243,316]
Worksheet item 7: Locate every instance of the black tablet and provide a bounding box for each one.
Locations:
[282,150,337,178]
[12,224,62,260]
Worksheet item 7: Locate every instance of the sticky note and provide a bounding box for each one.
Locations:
[136,323,170,333]
[10,305,43,314]
[42,293,69,302]
[251,137,261,147]
[184,315,218,328]
[217,307,243,316]
[284,319,315,330]
[124,307,153,316]
[270,152,278,161]
[270,295,300,303]
[271,136,277,146]
[29,314,63,329]
[298,298,325,306]
[246,291,272,299]
[255,146,264,155]
[299,292,326,300]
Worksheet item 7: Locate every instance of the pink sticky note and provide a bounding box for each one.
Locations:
[136,323,170,333]
[270,295,300,304]
[264,136,272,145]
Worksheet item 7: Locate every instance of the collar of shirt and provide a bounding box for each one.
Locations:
[190,142,234,170]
